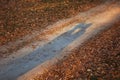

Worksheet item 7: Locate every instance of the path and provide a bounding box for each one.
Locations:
[0,1,120,80]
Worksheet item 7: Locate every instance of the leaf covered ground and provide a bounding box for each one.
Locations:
[34,21,120,80]
[0,0,104,46]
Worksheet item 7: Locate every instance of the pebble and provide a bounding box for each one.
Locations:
[87,69,91,72]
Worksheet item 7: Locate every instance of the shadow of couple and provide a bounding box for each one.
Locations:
[11,22,92,80]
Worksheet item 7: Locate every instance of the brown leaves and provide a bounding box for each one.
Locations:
[0,0,103,46]
[34,22,120,80]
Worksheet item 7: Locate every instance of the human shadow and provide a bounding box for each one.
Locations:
[0,23,92,80]
[21,23,92,64]
[17,23,92,79]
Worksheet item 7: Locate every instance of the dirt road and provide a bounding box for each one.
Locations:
[0,1,120,80]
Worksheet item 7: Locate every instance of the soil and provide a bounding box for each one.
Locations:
[34,21,120,80]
